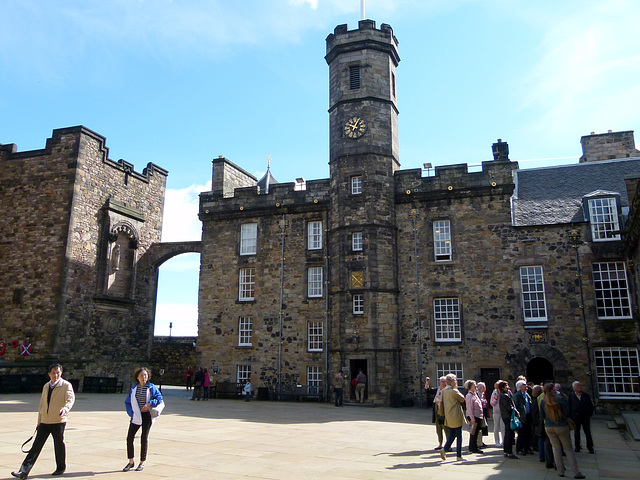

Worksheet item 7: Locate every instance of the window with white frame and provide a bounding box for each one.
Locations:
[434,298,461,342]
[592,262,632,319]
[351,176,362,195]
[352,232,363,251]
[308,267,323,298]
[433,220,452,261]
[594,347,640,398]
[308,221,322,250]
[588,197,621,241]
[436,362,464,381]
[237,365,251,384]
[353,294,364,314]
[238,268,255,301]
[238,316,252,346]
[308,321,323,352]
[520,266,548,321]
[239,223,257,255]
[307,366,322,387]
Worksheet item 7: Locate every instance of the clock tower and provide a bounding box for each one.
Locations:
[325,20,401,403]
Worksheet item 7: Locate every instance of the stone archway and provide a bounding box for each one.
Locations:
[526,357,554,385]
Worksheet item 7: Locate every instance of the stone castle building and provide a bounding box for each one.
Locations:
[196,21,640,410]
[2,20,639,410]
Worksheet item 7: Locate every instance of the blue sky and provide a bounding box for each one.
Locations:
[2,1,639,336]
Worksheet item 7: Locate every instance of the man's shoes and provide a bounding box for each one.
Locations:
[11,471,27,479]
[574,447,581,452]
[135,465,144,471]
[440,450,446,460]
[574,474,585,479]
[122,462,135,472]
[52,469,65,476]
[588,449,595,454]
[517,451,526,456]
[456,456,466,462]
[507,454,520,459]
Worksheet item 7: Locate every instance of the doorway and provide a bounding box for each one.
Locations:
[350,359,367,401]
[526,357,554,385]
[481,368,501,401]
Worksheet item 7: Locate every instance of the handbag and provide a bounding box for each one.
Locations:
[150,400,165,419]
[567,417,575,431]
[21,427,38,453]
[510,409,522,430]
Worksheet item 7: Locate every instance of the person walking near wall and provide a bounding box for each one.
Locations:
[540,383,585,479]
[464,380,485,454]
[334,369,345,406]
[440,374,467,462]
[202,369,211,400]
[184,367,193,391]
[355,369,367,403]
[498,380,520,459]
[568,381,594,454]
[433,376,450,450]
[12,364,75,479]
[191,367,204,401]
[123,367,163,472]
[490,380,504,447]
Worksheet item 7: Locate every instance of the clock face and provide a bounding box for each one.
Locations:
[344,116,367,139]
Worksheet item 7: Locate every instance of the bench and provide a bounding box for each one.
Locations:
[214,381,244,399]
[275,384,324,402]
[0,374,49,393]
[83,376,124,393]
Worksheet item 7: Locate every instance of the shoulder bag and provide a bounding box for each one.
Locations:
[510,409,522,430]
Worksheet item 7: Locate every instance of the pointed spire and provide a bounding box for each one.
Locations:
[257,154,278,194]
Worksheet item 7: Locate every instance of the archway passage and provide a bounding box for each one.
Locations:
[527,357,554,385]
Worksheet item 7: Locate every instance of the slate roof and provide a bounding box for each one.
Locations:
[512,157,640,226]
[257,165,278,194]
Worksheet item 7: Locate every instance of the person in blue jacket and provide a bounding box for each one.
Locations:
[123,367,163,472]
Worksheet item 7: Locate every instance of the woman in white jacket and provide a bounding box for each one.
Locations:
[123,367,163,472]
[490,380,505,447]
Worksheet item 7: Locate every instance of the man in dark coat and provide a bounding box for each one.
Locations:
[568,381,594,453]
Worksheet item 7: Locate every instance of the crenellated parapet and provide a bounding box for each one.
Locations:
[0,126,167,183]
[199,178,331,219]
[395,159,518,203]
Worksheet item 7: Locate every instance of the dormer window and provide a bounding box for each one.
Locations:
[587,196,620,241]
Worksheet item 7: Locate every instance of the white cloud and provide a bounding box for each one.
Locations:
[161,181,210,242]
[289,0,319,9]
[519,2,640,136]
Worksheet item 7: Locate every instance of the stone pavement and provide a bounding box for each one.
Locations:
[1,386,638,480]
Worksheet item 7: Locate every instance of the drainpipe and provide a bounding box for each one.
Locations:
[278,214,287,399]
[324,210,330,401]
[569,229,595,397]
[410,206,423,406]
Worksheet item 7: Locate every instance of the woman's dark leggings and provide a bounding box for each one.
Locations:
[127,412,152,461]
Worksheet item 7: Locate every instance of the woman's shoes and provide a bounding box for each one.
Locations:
[135,465,144,471]
[122,462,135,472]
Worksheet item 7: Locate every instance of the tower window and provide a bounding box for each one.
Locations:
[351,176,362,195]
[349,66,361,90]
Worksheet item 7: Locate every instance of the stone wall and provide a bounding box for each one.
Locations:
[199,188,330,394]
[0,127,168,384]
[149,336,198,387]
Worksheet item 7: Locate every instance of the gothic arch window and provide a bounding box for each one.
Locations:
[105,222,139,298]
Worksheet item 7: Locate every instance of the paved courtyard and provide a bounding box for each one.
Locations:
[1,386,638,479]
